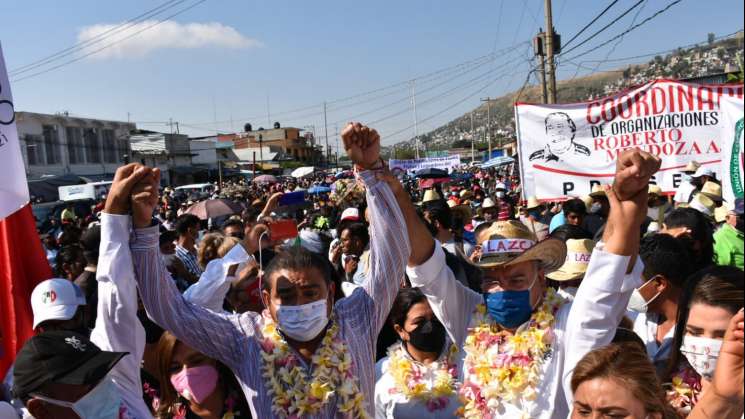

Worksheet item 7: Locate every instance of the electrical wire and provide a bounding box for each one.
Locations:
[561,0,621,50]
[10,0,187,76]
[561,0,685,62]
[11,0,210,83]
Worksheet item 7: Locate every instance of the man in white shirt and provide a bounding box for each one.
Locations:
[629,233,693,376]
[406,149,660,418]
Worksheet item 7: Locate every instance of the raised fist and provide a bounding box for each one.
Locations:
[342,122,381,170]
[613,149,661,201]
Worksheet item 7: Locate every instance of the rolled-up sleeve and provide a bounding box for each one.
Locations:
[562,241,644,406]
[407,244,482,347]
[130,224,256,371]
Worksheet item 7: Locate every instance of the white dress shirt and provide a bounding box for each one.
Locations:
[374,340,462,419]
[631,312,675,375]
[183,244,254,312]
[406,241,643,418]
[90,213,152,419]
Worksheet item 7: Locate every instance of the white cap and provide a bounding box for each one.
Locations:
[691,166,716,179]
[340,207,360,222]
[482,198,497,209]
[495,182,507,191]
[31,278,86,329]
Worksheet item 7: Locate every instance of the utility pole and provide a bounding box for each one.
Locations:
[480,98,493,159]
[470,112,475,163]
[266,94,271,126]
[534,29,548,104]
[411,81,419,159]
[323,101,329,168]
[334,124,339,169]
[544,0,557,103]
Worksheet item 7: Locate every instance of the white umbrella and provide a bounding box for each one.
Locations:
[291,166,315,178]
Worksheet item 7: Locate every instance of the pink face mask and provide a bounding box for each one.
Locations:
[170,365,219,404]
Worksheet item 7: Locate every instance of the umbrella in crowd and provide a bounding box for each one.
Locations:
[291,166,315,178]
[183,199,244,220]
[308,185,331,194]
[253,175,278,184]
[415,168,449,179]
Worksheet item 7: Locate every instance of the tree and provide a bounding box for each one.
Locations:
[708,32,716,45]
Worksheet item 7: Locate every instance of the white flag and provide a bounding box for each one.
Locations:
[0,43,29,220]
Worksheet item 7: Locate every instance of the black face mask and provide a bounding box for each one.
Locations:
[406,317,447,354]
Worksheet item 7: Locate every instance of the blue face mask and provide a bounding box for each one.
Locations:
[483,276,537,329]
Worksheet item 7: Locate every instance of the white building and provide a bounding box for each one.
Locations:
[16,112,135,180]
[130,131,194,186]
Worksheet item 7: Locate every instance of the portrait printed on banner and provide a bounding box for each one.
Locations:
[529,112,591,162]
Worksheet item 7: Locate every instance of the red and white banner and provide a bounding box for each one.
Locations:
[0,43,51,378]
[515,79,744,200]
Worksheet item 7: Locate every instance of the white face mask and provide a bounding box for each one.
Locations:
[276,299,329,342]
[680,335,722,380]
[496,191,505,199]
[32,378,121,419]
[626,277,662,313]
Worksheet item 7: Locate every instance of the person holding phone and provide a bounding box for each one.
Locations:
[121,122,436,418]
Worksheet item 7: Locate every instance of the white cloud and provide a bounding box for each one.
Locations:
[77,21,262,59]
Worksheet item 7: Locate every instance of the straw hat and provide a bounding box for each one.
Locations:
[688,193,716,217]
[447,199,457,208]
[420,189,442,205]
[525,196,542,210]
[589,184,607,198]
[700,181,722,202]
[648,185,663,196]
[460,189,474,199]
[683,161,700,174]
[482,198,497,209]
[714,205,729,223]
[474,220,566,270]
[546,239,596,281]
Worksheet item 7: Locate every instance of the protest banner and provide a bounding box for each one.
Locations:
[515,79,744,200]
[389,154,461,174]
[720,95,744,203]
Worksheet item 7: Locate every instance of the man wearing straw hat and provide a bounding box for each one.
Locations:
[521,196,550,241]
[673,160,700,205]
[407,149,660,418]
[546,238,595,301]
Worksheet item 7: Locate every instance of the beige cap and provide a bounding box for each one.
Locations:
[648,184,663,196]
[525,196,542,210]
[421,189,441,204]
[589,184,607,198]
[483,198,497,209]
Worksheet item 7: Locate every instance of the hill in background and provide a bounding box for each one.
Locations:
[389,31,743,158]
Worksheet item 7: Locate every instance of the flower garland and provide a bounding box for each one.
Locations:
[458,288,566,418]
[666,364,702,414]
[259,315,368,418]
[386,342,460,412]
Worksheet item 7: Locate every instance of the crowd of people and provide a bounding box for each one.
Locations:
[0,121,743,419]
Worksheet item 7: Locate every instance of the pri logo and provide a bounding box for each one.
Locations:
[41,290,57,304]
[65,336,87,352]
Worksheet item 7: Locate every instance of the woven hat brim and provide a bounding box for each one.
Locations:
[546,266,587,281]
[476,238,567,273]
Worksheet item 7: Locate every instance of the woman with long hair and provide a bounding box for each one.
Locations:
[375,288,461,418]
[151,331,250,418]
[571,343,678,419]
[665,265,744,415]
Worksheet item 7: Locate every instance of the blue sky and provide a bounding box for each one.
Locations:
[0,0,743,148]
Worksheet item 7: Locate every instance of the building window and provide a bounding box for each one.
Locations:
[102,129,117,163]
[66,127,83,164]
[84,128,101,163]
[117,136,129,163]
[42,125,60,165]
[25,134,42,165]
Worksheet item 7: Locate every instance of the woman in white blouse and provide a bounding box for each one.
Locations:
[375,288,463,419]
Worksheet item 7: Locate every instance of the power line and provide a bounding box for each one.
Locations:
[562,0,685,62]
[562,0,620,50]
[10,0,187,76]
[11,0,209,83]
[560,0,645,57]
